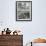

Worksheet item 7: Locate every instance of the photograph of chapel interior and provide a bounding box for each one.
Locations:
[0,0,46,46]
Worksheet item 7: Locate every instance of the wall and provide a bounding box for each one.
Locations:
[0,0,46,46]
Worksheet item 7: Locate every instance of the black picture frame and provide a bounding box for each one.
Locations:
[16,1,32,21]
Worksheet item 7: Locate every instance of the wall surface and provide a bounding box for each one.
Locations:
[0,0,46,46]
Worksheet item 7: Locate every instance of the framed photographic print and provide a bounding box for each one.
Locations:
[16,1,32,21]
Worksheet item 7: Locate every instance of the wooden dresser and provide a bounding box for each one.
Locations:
[0,35,23,46]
